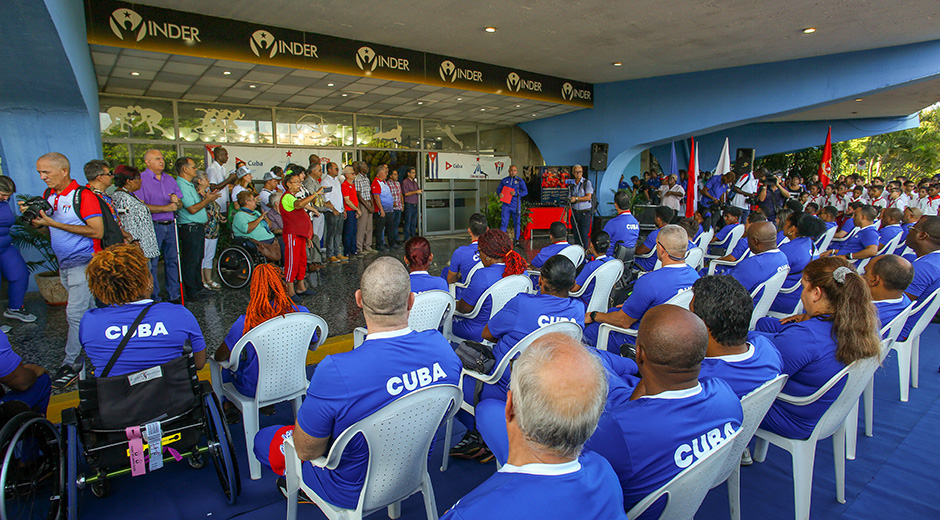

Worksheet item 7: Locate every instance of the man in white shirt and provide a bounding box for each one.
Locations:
[731,170,758,219]
[658,174,685,213]
[321,162,347,263]
[205,146,236,213]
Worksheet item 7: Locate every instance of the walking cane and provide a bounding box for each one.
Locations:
[173,217,185,306]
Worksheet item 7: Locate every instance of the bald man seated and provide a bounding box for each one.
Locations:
[583,225,699,351]
[862,254,914,335]
[879,208,904,249]
[251,258,462,507]
[441,333,627,520]
[727,221,789,294]
[583,305,743,519]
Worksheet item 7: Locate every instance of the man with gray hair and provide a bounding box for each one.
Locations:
[569,164,593,248]
[441,332,626,519]
[584,224,700,351]
[252,257,461,507]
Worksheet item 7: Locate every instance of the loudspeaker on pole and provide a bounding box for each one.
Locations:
[734,148,756,176]
[590,143,608,171]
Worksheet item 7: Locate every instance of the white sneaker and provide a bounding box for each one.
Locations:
[4,308,36,323]
[0,325,11,334]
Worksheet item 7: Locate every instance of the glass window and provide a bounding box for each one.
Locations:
[356,116,420,149]
[359,150,418,179]
[125,144,178,173]
[478,124,512,155]
[100,96,176,141]
[176,103,273,144]
[423,121,477,152]
[275,109,353,148]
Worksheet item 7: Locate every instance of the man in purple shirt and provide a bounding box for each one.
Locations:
[135,149,183,303]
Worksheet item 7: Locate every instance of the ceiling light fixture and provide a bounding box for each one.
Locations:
[484,27,497,33]
[480,108,486,111]
[327,83,334,87]
[613,62,622,67]
[130,71,140,76]
[341,93,348,97]
[803,27,816,34]
[515,104,521,108]
[249,84,257,88]
[855,98,863,102]
[457,97,463,101]
[222,71,232,75]
[417,101,423,105]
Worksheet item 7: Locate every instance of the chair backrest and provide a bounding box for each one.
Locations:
[856,233,903,272]
[236,312,328,403]
[628,429,742,520]
[710,375,788,489]
[479,275,533,318]
[322,385,462,516]
[450,261,483,296]
[408,290,455,332]
[812,357,880,440]
[717,224,745,254]
[665,288,694,310]
[880,301,914,351]
[558,244,585,267]
[694,228,715,249]
[489,321,583,381]
[686,247,705,270]
[815,225,837,253]
[580,259,625,314]
[904,285,940,343]
[749,265,790,330]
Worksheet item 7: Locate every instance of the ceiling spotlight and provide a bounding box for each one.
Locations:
[480,108,486,111]
[613,62,622,67]
[457,97,463,101]
[249,84,257,89]
[484,27,497,33]
[855,98,863,102]
[130,71,140,76]
[417,101,424,105]
[222,71,232,75]
[803,27,816,34]
[531,113,536,116]
[515,104,521,108]
[327,83,334,87]
[341,93,348,97]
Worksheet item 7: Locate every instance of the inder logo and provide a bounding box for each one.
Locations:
[561,82,592,101]
[506,71,542,93]
[439,60,483,83]
[250,29,319,59]
[356,46,410,72]
[108,8,201,43]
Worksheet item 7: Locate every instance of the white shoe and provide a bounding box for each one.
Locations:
[3,308,36,323]
[0,325,11,334]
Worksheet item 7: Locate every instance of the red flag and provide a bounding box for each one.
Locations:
[819,126,832,188]
[685,137,698,218]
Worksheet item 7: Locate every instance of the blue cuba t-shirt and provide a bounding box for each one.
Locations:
[771,237,818,313]
[440,452,627,520]
[901,250,940,339]
[0,330,22,381]
[446,241,480,283]
[879,224,902,248]
[296,328,461,509]
[701,175,728,207]
[486,293,585,397]
[874,296,911,337]
[634,228,661,271]
[840,219,855,234]
[410,271,448,293]
[603,212,640,256]
[452,263,508,342]
[709,223,743,256]
[575,255,612,307]
[584,377,742,520]
[730,249,789,295]
[80,301,206,376]
[532,241,571,268]
[699,333,783,398]
[835,224,878,255]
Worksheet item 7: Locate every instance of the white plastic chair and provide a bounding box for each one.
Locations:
[710,375,788,520]
[209,312,328,479]
[766,279,804,319]
[558,244,585,268]
[826,226,858,252]
[354,290,455,348]
[706,249,751,276]
[693,227,715,249]
[888,285,940,402]
[446,275,532,343]
[569,259,624,313]
[844,302,914,459]
[627,429,742,520]
[441,321,582,472]
[655,246,706,271]
[706,224,744,259]
[283,384,462,520]
[815,226,837,253]
[753,356,880,520]
[449,261,482,297]
[855,232,902,273]
[749,265,790,330]
[595,289,694,352]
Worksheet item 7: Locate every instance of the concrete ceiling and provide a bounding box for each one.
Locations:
[767,76,940,121]
[132,0,940,84]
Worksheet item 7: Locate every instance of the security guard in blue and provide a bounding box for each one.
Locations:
[499,165,528,240]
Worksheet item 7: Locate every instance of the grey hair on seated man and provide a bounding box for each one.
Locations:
[355,256,414,328]
[509,332,608,460]
[657,224,689,259]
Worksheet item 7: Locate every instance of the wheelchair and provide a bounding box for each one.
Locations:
[217,237,271,289]
[0,400,64,520]
[61,349,240,519]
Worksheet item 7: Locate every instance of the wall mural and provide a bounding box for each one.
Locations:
[103,105,174,139]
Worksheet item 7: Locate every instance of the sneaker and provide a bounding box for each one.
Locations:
[328,256,340,263]
[449,431,487,460]
[337,255,348,261]
[3,308,36,323]
[276,477,313,503]
[52,365,79,390]
[0,325,10,334]
[477,447,496,464]
[740,447,753,466]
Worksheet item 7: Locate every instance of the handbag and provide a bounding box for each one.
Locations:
[79,303,198,429]
[454,340,496,374]
[251,238,281,262]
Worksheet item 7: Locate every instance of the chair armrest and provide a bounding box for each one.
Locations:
[526,269,540,278]
[461,367,501,386]
[597,322,637,352]
[454,301,483,320]
[207,358,226,398]
[634,250,655,259]
[775,365,850,406]
[778,281,801,294]
[707,258,736,276]
[284,432,337,470]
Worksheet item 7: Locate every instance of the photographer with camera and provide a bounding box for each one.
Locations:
[23,153,104,389]
[756,169,791,222]
[730,168,759,220]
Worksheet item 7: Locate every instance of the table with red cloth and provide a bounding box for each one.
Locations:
[523,206,567,239]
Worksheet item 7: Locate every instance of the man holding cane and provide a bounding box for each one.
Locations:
[136,149,184,303]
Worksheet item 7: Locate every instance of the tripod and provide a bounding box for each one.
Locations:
[561,182,585,247]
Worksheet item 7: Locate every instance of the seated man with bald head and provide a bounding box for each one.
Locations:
[879,208,904,249]
[584,225,699,351]
[442,333,627,520]
[252,257,462,507]
[727,221,789,294]
[862,254,913,334]
[583,305,743,519]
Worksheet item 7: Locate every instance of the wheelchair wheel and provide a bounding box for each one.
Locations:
[0,411,64,520]
[202,393,240,504]
[217,247,253,289]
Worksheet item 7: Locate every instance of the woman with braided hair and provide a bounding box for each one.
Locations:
[404,236,448,293]
[451,229,526,342]
[753,257,881,439]
[214,263,313,412]
[80,244,207,376]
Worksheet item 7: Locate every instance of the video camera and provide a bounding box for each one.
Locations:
[18,196,52,224]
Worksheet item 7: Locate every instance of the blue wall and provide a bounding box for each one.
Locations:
[521,39,940,214]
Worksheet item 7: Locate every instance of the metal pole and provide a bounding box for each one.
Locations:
[173,218,185,306]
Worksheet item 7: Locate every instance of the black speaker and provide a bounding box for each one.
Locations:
[734,148,756,176]
[590,143,608,171]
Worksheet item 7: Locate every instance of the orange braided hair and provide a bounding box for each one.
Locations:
[478,229,526,277]
[243,263,297,334]
[86,244,151,305]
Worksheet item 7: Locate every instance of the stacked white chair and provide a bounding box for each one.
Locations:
[888,285,940,402]
[595,290,694,352]
[749,266,791,330]
[445,274,532,344]
[209,312,328,479]
[353,290,456,348]
[283,384,462,520]
[569,259,624,313]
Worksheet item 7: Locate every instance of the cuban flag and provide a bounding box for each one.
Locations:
[685,137,699,218]
[428,152,439,179]
[495,161,505,176]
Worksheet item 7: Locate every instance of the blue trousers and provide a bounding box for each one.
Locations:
[343,210,358,255]
[476,398,509,465]
[0,245,29,310]
[500,204,521,239]
[403,203,418,241]
[0,373,51,415]
[388,210,402,246]
[151,222,181,301]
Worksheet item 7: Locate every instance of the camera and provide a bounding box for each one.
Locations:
[18,196,52,224]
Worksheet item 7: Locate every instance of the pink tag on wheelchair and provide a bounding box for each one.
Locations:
[125,427,146,476]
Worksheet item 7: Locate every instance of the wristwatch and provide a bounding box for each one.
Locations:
[847,253,853,260]
[590,311,598,322]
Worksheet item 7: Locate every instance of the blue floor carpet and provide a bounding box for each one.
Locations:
[72,325,940,519]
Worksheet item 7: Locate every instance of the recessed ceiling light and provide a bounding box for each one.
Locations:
[855,98,863,102]
[803,27,816,34]
[436,137,442,140]
[327,83,334,87]
[417,101,423,105]
[130,71,140,76]
[341,93,348,97]
[480,108,486,111]
[515,104,521,108]
[457,97,463,101]
[222,71,231,75]
[249,84,257,88]
[613,62,622,67]
[531,114,536,116]
[484,27,497,33]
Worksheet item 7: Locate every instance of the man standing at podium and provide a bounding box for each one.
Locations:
[499,165,528,241]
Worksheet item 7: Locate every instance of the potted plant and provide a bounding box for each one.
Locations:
[484,192,533,238]
[10,214,66,305]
